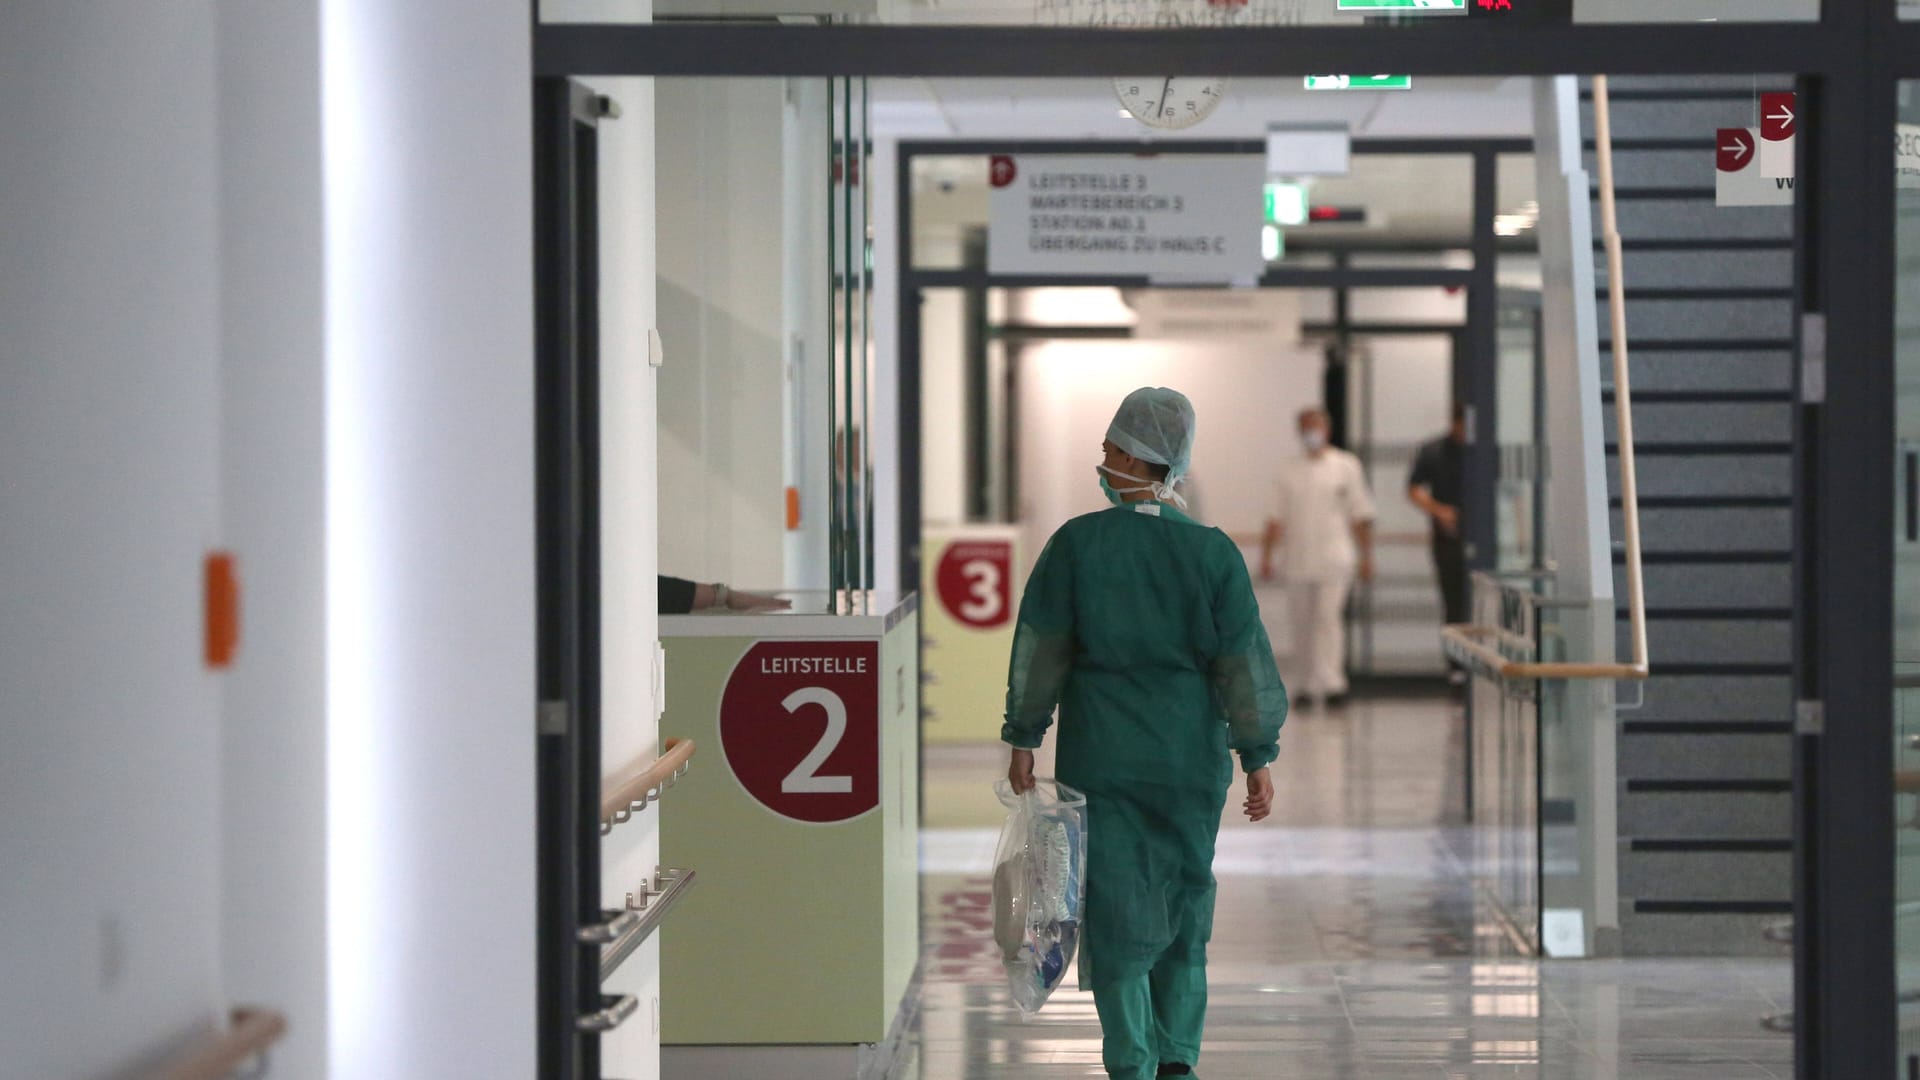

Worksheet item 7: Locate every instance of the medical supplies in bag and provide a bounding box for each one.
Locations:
[991,778,1087,1015]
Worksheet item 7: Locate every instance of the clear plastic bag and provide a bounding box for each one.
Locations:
[990,777,1088,1015]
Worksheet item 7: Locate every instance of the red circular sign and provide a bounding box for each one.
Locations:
[936,540,1014,630]
[720,641,880,824]
[1717,128,1755,174]
[989,155,1018,189]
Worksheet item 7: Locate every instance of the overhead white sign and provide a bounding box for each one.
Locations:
[1132,289,1302,341]
[1266,125,1351,176]
[1899,123,1920,191]
[1715,127,1794,207]
[987,155,1265,281]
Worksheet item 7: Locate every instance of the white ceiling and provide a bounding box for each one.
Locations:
[883,78,1540,246]
[874,76,1535,141]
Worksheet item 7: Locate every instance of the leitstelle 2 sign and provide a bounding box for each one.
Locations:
[987,154,1265,282]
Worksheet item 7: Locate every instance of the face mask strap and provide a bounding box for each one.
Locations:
[1097,464,1189,509]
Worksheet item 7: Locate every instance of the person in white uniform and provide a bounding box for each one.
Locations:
[1259,407,1376,707]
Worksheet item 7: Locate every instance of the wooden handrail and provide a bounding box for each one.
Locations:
[152,1008,286,1080]
[1593,75,1651,676]
[1443,623,1648,683]
[600,737,695,832]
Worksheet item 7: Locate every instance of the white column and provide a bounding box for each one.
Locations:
[323,3,539,1074]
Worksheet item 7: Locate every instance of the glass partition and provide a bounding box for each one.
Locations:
[1452,571,1607,959]
[830,77,876,593]
[1495,292,1543,572]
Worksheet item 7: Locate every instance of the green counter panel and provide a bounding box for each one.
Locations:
[661,604,919,1046]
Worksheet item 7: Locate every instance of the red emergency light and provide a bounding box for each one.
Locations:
[1308,206,1367,224]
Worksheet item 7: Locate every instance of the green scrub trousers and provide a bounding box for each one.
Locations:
[1002,501,1287,1080]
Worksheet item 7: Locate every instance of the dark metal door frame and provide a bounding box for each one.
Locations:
[534,75,606,1080]
[534,7,1920,1074]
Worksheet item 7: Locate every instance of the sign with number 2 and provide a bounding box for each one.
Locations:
[720,641,881,824]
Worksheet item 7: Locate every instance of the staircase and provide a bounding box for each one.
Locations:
[1583,75,1799,956]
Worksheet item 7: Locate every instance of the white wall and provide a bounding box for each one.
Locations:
[785,79,835,590]
[218,3,329,1077]
[323,4,539,1077]
[918,269,970,526]
[657,79,790,591]
[1016,338,1324,652]
[0,6,226,1074]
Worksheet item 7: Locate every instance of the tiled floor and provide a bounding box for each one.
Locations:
[902,693,1792,1079]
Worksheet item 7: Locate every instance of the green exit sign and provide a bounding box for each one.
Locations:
[1336,0,1465,9]
[1304,75,1414,91]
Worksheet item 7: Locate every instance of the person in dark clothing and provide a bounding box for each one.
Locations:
[657,575,791,615]
[1407,405,1470,651]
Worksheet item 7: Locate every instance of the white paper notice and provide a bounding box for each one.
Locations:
[1899,123,1920,191]
[986,154,1265,281]
[1716,127,1794,207]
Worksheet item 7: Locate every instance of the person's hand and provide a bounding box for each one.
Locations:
[1434,504,1460,536]
[1243,767,1274,822]
[1008,748,1036,794]
[730,589,792,612]
[1358,554,1376,583]
[1258,564,1276,585]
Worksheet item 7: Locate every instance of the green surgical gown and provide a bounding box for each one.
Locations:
[1001,500,1287,1076]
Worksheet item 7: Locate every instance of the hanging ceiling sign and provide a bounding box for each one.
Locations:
[1760,92,1797,179]
[1716,127,1794,207]
[987,155,1265,282]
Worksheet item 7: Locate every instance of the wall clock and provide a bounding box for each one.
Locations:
[1113,77,1228,130]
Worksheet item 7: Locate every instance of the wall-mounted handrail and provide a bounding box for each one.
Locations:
[152,1008,287,1080]
[600,737,694,835]
[600,866,698,981]
[1442,623,1647,683]
[1592,74,1650,679]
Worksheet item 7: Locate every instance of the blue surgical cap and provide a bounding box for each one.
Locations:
[1107,387,1196,485]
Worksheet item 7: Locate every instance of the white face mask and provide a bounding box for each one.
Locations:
[1097,463,1188,509]
[1301,430,1328,452]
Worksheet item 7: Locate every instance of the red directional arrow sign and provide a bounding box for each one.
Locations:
[1716,128,1754,173]
[1761,92,1797,143]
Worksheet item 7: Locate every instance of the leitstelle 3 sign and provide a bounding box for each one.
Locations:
[986,154,1265,282]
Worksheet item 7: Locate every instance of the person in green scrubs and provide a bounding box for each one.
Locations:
[1003,387,1287,1080]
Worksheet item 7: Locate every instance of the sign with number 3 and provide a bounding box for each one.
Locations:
[936,540,1014,630]
[720,641,881,823]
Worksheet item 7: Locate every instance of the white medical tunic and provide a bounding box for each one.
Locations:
[1273,448,1376,582]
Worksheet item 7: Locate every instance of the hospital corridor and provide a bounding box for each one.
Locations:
[8,4,1920,1080]
[909,697,1790,1079]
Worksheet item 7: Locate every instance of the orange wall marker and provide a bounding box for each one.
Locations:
[205,552,240,669]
